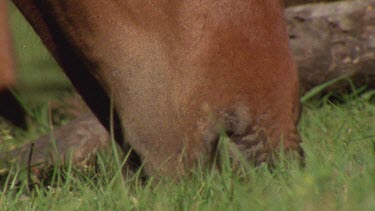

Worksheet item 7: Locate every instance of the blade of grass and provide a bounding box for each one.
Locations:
[301,75,349,103]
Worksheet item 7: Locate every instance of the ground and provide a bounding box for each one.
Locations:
[0,2,374,210]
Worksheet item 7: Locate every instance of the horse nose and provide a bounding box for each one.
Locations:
[206,104,303,167]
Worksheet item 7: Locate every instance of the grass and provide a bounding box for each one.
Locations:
[0,98,374,210]
[1,1,375,210]
[9,2,72,107]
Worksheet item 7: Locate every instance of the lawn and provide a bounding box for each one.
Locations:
[0,2,374,210]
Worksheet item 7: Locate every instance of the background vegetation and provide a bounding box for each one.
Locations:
[0,1,374,210]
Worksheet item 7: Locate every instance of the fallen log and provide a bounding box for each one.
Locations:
[0,113,109,177]
[285,0,343,7]
[287,0,375,92]
[1,0,375,175]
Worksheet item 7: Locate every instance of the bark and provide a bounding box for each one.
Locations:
[287,0,375,92]
[0,113,110,176]
[285,0,343,7]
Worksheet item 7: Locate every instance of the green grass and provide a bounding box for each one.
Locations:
[0,98,374,210]
[9,2,72,107]
[1,1,375,210]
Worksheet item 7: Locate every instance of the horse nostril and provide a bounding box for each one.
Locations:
[225,129,234,137]
[217,123,270,166]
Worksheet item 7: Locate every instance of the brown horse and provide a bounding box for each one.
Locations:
[0,0,14,89]
[7,0,301,177]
